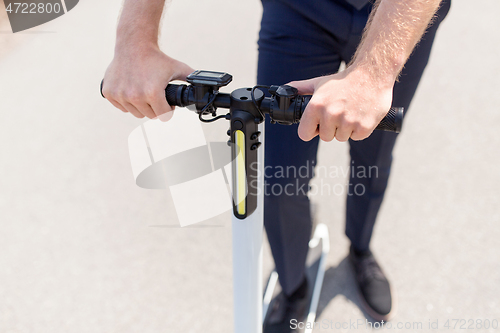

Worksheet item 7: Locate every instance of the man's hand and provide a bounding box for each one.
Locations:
[102,44,193,120]
[101,0,194,121]
[289,66,393,142]
[289,0,442,142]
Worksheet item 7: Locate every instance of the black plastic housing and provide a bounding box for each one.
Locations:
[229,88,265,219]
[162,81,404,220]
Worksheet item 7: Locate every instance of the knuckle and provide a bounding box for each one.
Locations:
[113,87,127,100]
[340,113,360,128]
[125,90,143,104]
[358,121,373,133]
[322,110,337,123]
[144,87,157,100]
[308,99,324,111]
[352,126,371,141]
[106,87,123,101]
[128,95,141,105]
[341,118,355,128]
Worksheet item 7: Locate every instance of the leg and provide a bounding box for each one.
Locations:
[344,0,451,321]
[258,0,344,296]
[346,0,451,251]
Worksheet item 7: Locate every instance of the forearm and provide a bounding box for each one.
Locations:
[103,0,194,119]
[350,0,442,85]
[116,0,166,52]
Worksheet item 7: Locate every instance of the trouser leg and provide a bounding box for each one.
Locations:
[346,0,451,251]
[257,1,343,295]
[257,0,451,293]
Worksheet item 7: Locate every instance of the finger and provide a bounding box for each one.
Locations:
[334,126,353,142]
[149,89,175,117]
[122,102,145,118]
[101,85,118,104]
[297,106,321,141]
[172,61,195,81]
[157,111,174,122]
[108,99,128,113]
[134,101,157,119]
[318,116,337,142]
[287,78,316,95]
[149,89,175,122]
[101,81,130,113]
[350,127,372,141]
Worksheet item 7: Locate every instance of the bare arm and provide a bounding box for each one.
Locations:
[116,0,165,48]
[102,0,193,120]
[352,0,441,83]
[291,0,443,142]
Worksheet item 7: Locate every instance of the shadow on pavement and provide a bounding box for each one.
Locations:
[317,257,383,324]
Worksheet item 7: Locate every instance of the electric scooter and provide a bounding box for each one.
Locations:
[101,70,402,333]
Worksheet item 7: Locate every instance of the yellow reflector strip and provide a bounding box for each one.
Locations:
[235,130,246,215]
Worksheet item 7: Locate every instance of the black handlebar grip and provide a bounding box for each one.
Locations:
[374,107,403,133]
[166,84,182,106]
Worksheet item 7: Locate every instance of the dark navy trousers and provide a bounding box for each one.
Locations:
[258,0,451,295]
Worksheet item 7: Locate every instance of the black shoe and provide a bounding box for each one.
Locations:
[348,246,396,321]
[263,279,309,333]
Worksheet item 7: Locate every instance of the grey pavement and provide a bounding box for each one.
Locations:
[0,1,499,332]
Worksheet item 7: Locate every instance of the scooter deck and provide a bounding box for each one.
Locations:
[263,224,330,333]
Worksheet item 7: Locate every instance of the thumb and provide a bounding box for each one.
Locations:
[286,77,318,95]
[173,61,195,81]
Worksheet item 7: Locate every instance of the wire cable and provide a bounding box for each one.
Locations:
[251,85,269,121]
[198,90,230,123]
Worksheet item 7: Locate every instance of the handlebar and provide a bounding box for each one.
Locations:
[165,83,403,133]
[101,74,403,219]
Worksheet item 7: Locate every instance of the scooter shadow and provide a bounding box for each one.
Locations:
[316,257,381,324]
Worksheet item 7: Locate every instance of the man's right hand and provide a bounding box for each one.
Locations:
[102,43,194,121]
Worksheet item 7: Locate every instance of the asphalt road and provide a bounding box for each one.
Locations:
[0,1,499,332]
